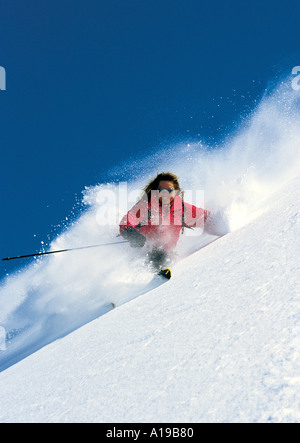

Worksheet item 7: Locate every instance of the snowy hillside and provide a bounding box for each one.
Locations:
[0,172,299,423]
[0,79,299,422]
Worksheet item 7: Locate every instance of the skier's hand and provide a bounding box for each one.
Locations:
[205,210,230,236]
[121,227,147,248]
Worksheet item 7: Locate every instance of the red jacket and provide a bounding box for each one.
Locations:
[119,195,210,251]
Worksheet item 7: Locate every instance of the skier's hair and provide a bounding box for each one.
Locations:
[143,172,182,201]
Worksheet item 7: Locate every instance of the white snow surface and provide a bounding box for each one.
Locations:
[0,79,300,422]
[0,174,299,423]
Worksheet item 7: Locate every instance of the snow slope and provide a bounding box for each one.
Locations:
[0,77,300,422]
[0,173,299,423]
[1,78,300,375]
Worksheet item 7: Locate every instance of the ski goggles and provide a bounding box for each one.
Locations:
[157,187,177,194]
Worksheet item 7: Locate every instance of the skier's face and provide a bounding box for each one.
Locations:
[158,181,177,204]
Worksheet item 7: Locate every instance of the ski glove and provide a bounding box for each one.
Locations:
[121,227,147,248]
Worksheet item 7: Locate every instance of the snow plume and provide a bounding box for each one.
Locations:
[0,77,300,371]
[108,78,300,232]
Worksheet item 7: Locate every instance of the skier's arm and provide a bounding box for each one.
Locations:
[183,202,210,229]
[119,200,148,247]
[183,203,229,235]
[119,199,148,232]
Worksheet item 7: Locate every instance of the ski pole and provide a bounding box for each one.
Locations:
[2,240,129,262]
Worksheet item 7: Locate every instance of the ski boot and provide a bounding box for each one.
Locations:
[158,267,172,280]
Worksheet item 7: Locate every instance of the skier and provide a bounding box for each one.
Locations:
[119,172,211,278]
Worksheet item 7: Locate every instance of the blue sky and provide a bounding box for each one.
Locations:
[1,0,300,277]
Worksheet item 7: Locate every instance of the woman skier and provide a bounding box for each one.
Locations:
[119,172,211,278]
